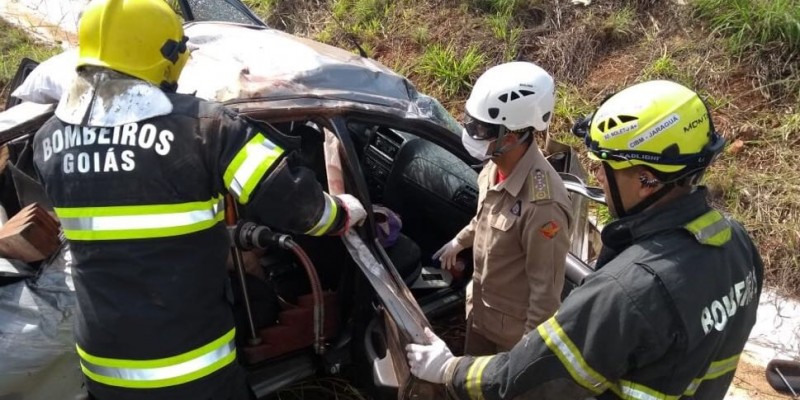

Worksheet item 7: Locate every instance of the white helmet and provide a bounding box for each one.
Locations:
[465,62,556,133]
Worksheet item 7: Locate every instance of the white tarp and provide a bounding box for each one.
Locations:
[0,244,84,399]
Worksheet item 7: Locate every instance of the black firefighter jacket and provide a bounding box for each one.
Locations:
[32,91,348,400]
[443,187,764,400]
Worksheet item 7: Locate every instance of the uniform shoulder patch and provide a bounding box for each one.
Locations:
[530,169,551,202]
[539,220,560,239]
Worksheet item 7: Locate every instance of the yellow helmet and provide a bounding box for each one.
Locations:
[78,0,189,89]
[573,80,725,175]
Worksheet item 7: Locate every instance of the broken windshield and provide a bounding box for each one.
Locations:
[180,0,265,26]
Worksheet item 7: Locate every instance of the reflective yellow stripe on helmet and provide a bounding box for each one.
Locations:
[55,196,225,241]
[224,133,284,204]
[684,210,732,247]
[537,317,609,394]
[77,328,236,389]
[305,193,338,236]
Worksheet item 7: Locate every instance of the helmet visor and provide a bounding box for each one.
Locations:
[464,114,503,140]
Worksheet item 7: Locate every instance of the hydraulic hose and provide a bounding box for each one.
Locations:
[286,239,326,355]
[235,221,326,354]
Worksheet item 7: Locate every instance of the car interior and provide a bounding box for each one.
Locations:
[225,115,477,361]
[227,111,599,382]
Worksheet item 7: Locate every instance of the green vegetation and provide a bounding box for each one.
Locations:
[242,0,279,16]
[0,19,60,106]
[642,53,678,79]
[419,44,485,98]
[693,0,800,54]
[705,117,800,294]
[693,0,800,98]
[602,6,636,40]
[552,83,594,137]
[332,0,390,33]
[412,26,429,46]
[487,12,521,61]
[469,0,525,14]
[640,52,694,87]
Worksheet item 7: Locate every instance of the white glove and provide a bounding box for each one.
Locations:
[335,194,367,228]
[432,239,464,271]
[405,327,455,384]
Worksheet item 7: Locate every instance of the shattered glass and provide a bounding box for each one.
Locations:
[184,0,262,25]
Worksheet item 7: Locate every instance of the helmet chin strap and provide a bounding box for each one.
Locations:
[491,130,530,158]
[603,163,675,219]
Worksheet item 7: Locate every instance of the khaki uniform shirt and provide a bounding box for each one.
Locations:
[456,144,573,347]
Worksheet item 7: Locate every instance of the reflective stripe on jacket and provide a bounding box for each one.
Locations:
[33,91,346,399]
[444,188,764,400]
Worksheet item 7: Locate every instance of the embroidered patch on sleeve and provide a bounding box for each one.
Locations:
[539,221,560,239]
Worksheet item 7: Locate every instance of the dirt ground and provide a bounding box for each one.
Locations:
[729,358,793,399]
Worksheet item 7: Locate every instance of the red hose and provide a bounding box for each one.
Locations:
[288,240,325,354]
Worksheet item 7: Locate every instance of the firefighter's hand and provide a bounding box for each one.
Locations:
[432,239,464,271]
[336,194,367,228]
[406,327,455,384]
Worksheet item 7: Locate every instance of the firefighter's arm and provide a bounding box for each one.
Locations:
[520,201,572,332]
[441,271,673,400]
[206,107,361,235]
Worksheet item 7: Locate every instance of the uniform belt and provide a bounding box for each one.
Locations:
[55,195,224,240]
[76,328,237,389]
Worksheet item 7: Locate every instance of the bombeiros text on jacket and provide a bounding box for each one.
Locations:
[40,122,175,173]
[701,269,758,335]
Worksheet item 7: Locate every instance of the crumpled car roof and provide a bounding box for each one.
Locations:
[180,22,461,135]
[182,22,412,103]
[1,21,461,138]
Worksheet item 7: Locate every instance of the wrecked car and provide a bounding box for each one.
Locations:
[0,1,604,399]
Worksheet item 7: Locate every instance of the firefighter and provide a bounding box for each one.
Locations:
[32,1,366,399]
[407,80,764,399]
[433,62,573,354]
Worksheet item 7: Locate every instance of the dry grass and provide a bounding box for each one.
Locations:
[236,0,800,296]
[693,0,800,101]
[706,112,800,297]
[0,18,59,110]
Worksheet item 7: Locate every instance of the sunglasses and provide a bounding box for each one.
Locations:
[464,114,505,140]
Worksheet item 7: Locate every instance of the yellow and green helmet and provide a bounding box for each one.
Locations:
[573,80,725,177]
